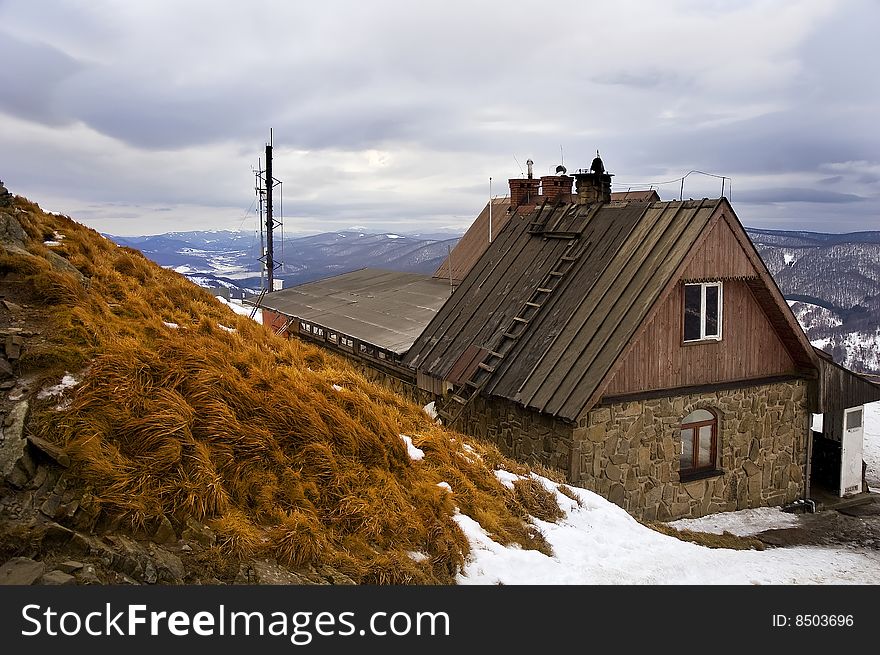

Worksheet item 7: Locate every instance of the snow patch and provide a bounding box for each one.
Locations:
[37,373,79,399]
[217,324,236,333]
[494,469,524,490]
[423,401,439,420]
[163,321,179,329]
[43,240,62,247]
[407,551,428,563]
[332,384,344,392]
[436,482,452,492]
[215,296,263,325]
[399,434,425,461]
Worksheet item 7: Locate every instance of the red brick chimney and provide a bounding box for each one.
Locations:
[509,158,540,209]
[509,178,541,209]
[540,173,573,204]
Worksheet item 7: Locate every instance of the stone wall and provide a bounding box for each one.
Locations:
[572,380,810,521]
[449,394,574,472]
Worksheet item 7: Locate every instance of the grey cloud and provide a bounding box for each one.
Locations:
[733,188,865,205]
[0,31,83,124]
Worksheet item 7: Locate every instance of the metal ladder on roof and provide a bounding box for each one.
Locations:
[437,235,584,427]
[248,288,267,320]
[274,316,295,337]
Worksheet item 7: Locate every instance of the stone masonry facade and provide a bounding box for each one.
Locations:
[454,394,575,473]
[572,379,809,521]
[444,379,810,522]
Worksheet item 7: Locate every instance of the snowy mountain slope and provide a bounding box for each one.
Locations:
[748,228,880,374]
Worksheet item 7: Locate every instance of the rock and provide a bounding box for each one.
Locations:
[582,423,606,443]
[152,515,177,545]
[1,300,21,312]
[27,435,70,467]
[45,251,86,284]
[4,335,23,360]
[40,493,64,519]
[0,213,27,246]
[143,561,158,584]
[57,561,84,574]
[0,400,28,477]
[316,566,356,586]
[41,570,76,586]
[181,518,215,547]
[0,557,45,585]
[148,545,185,583]
[76,564,101,585]
[0,356,12,379]
[605,463,621,481]
[248,559,309,585]
[742,461,760,477]
[41,522,75,547]
[6,461,29,488]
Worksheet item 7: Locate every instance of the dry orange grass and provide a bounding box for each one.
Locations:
[6,196,565,584]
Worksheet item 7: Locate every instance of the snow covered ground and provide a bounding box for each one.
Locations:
[456,403,880,585]
[454,474,880,584]
[216,296,262,325]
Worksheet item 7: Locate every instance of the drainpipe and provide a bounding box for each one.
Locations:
[802,408,816,513]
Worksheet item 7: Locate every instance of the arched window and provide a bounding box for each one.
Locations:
[679,408,717,477]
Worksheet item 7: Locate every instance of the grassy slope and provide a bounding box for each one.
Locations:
[3,196,562,584]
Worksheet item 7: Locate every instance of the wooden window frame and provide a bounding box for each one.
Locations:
[679,411,718,479]
[682,281,723,343]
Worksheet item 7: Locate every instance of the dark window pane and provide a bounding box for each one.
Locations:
[680,428,694,471]
[684,285,702,341]
[846,409,862,430]
[705,285,719,337]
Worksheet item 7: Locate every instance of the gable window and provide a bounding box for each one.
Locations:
[683,281,722,342]
[679,408,717,478]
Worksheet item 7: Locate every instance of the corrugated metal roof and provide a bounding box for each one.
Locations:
[433,197,512,284]
[405,198,726,421]
[259,268,451,354]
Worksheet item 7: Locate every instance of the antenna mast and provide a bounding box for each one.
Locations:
[257,129,283,292]
[255,158,265,292]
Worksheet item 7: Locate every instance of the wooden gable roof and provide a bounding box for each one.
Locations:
[405,197,820,422]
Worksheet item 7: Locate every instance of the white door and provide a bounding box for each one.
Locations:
[840,406,864,497]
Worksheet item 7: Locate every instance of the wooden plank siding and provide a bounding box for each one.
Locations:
[680,216,755,281]
[602,280,797,395]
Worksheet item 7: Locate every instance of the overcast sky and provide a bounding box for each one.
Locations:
[1,0,878,236]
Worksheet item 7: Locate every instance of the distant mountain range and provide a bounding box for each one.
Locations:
[109,229,461,294]
[107,225,880,374]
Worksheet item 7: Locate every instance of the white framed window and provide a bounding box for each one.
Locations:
[314,327,324,337]
[300,322,311,333]
[683,281,722,342]
[328,332,338,343]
